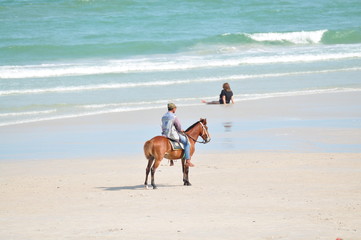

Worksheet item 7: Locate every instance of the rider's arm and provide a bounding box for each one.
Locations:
[173,117,182,132]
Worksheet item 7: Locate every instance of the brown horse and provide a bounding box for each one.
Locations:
[143,118,211,189]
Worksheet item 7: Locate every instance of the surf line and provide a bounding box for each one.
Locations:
[1,67,361,96]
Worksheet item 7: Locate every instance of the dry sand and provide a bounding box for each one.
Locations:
[1,153,361,240]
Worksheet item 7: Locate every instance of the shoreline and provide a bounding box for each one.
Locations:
[1,87,361,129]
[2,89,361,127]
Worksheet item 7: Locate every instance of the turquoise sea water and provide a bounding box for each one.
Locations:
[1,0,361,126]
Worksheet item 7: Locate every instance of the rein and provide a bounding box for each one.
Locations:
[185,121,210,144]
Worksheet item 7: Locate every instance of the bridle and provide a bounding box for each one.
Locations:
[185,121,211,144]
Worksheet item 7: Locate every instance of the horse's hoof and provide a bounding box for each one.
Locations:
[152,185,158,189]
[144,185,149,189]
[183,182,192,186]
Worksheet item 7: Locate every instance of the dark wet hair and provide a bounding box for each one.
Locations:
[223,83,231,92]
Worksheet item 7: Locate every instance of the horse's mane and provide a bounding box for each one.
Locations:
[185,121,200,132]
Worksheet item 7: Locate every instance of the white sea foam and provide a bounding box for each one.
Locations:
[1,67,360,96]
[0,109,56,118]
[0,105,167,127]
[1,43,361,79]
[1,87,360,127]
[247,30,327,44]
[237,88,361,101]
[80,97,202,109]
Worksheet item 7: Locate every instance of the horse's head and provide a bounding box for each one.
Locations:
[185,118,211,144]
[198,118,211,144]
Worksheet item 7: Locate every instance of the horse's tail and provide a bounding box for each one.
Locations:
[143,140,154,161]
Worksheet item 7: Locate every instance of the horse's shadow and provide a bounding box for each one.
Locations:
[97,184,180,191]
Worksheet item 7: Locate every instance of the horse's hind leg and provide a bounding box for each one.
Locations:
[144,157,154,189]
[151,159,162,189]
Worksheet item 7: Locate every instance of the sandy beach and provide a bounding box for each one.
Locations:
[2,0,361,239]
[1,92,361,240]
[1,153,361,240]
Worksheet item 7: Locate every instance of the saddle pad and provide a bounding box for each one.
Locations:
[169,140,184,150]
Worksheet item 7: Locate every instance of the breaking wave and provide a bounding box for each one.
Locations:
[2,67,361,96]
[212,28,361,45]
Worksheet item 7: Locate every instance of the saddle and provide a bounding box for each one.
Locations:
[168,139,184,150]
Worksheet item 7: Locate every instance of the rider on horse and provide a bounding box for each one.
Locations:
[161,103,195,167]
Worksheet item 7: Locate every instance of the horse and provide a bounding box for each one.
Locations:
[143,118,211,189]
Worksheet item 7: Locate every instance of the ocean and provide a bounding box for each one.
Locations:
[1,0,361,127]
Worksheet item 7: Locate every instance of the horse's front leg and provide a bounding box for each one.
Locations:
[182,158,191,186]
